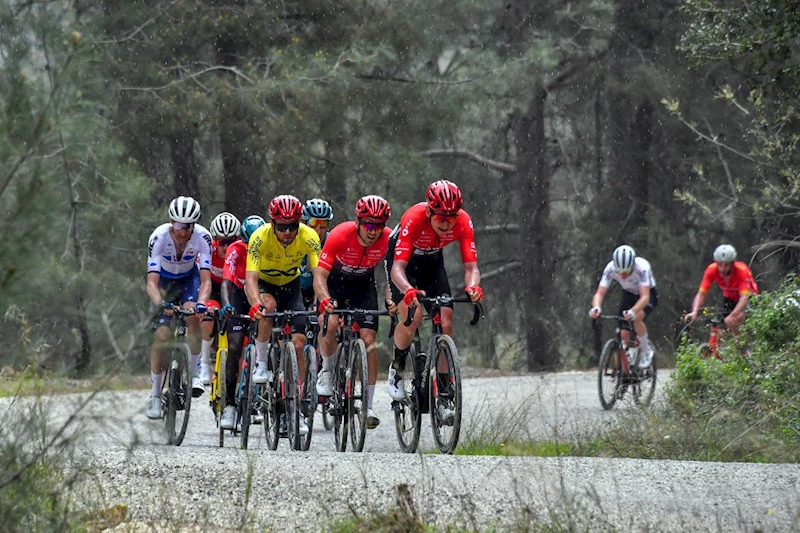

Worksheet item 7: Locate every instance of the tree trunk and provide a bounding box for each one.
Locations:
[324,136,348,221]
[515,84,557,371]
[592,79,605,358]
[170,125,201,201]
[630,100,654,228]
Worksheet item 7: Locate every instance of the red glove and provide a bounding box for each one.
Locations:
[404,288,422,306]
[465,285,484,301]
[205,299,221,311]
[248,304,264,320]
[318,297,334,315]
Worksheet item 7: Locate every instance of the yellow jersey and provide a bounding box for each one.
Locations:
[246,223,321,286]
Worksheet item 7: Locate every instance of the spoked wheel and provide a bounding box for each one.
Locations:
[264,345,280,451]
[165,343,192,446]
[429,336,462,454]
[282,342,301,451]
[333,345,348,452]
[393,344,421,453]
[348,339,369,453]
[239,348,254,450]
[300,345,318,451]
[217,349,227,448]
[598,339,621,410]
[632,356,657,407]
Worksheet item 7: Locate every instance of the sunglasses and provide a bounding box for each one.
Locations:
[308,218,330,229]
[359,221,385,232]
[172,222,195,231]
[218,238,237,246]
[431,213,458,224]
[273,220,300,233]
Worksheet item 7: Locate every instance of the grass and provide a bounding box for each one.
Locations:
[0,368,150,398]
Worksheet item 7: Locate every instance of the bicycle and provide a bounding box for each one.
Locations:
[299,313,320,451]
[393,294,484,455]
[680,307,725,360]
[209,315,228,447]
[158,306,196,446]
[321,307,390,453]
[596,315,657,410]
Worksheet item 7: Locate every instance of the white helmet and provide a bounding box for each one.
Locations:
[713,244,737,263]
[210,212,241,238]
[169,196,201,223]
[612,245,636,273]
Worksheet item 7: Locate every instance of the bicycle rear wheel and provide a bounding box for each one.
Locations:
[264,344,280,451]
[393,344,421,453]
[239,347,254,450]
[301,345,317,451]
[598,339,620,410]
[430,335,462,454]
[283,342,301,451]
[333,345,348,452]
[165,343,192,446]
[632,356,657,407]
[216,349,227,448]
[348,339,368,452]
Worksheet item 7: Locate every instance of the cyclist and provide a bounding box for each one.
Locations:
[145,196,212,419]
[589,245,658,369]
[199,212,241,386]
[683,244,758,335]
[219,215,266,430]
[300,199,334,309]
[385,180,484,404]
[315,195,395,429]
[245,195,322,436]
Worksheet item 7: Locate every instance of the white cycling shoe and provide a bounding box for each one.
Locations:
[316,370,333,396]
[387,365,406,401]
[299,416,309,436]
[145,396,163,420]
[252,362,272,384]
[220,406,236,429]
[191,377,205,397]
[199,363,211,386]
[367,408,380,429]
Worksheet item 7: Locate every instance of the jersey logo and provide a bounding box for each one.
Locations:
[148,235,158,255]
[261,267,299,277]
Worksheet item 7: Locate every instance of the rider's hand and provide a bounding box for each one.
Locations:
[465,285,485,304]
[205,299,221,312]
[403,288,424,307]
[385,298,398,316]
[684,310,698,323]
[220,303,235,318]
[589,307,601,319]
[160,301,175,316]
[622,309,635,321]
[249,304,266,320]
[194,302,207,315]
[318,297,336,315]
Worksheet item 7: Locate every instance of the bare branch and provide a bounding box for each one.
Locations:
[701,114,739,202]
[474,224,520,235]
[421,149,516,173]
[456,261,522,290]
[119,65,255,92]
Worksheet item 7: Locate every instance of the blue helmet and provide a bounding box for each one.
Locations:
[240,215,266,242]
[302,198,333,222]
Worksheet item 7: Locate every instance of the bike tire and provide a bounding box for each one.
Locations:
[283,342,301,451]
[429,335,462,454]
[598,339,620,410]
[264,344,280,451]
[633,355,657,407]
[301,345,318,451]
[240,347,253,450]
[165,343,192,446]
[393,344,421,453]
[217,349,227,448]
[348,339,369,453]
[333,345,348,452]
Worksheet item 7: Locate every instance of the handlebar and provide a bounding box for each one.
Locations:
[404,294,485,328]
[321,308,390,337]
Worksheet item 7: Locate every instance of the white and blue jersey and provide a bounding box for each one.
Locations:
[147,223,212,280]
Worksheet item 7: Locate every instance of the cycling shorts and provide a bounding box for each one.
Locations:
[618,287,659,320]
[386,235,452,314]
[151,267,200,329]
[328,273,380,332]
[258,278,305,333]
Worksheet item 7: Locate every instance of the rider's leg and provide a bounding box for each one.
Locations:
[255,291,277,363]
[318,312,339,366]
[200,317,214,379]
[291,333,306,383]
[150,325,171,396]
[225,325,245,406]
[360,328,378,410]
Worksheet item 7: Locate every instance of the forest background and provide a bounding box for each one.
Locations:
[2,0,798,376]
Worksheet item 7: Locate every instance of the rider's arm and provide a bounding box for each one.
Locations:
[313,265,332,303]
[463,261,480,289]
[390,259,413,294]
[631,284,651,313]
[197,269,211,303]
[689,291,707,316]
[146,272,163,306]
[591,285,608,309]
[245,271,261,307]
[221,279,234,307]
[730,292,750,316]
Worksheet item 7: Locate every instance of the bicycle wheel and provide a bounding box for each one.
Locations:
[301,345,317,451]
[348,339,369,452]
[165,343,192,446]
[264,344,280,451]
[598,339,620,410]
[282,342,301,451]
[217,349,227,448]
[333,345,348,452]
[393,344,421,453]
[429,335,462,454]
[632,355,657,407]
[239,347,254,450]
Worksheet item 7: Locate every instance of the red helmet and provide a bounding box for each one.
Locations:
[268,195,303,222]
[355,195,391,223]
[426,180,462,214]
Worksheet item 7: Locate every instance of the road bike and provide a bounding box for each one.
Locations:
[679,307,726,360]
[159,306,196,446]
[299,313,320,451]
[392,294,484,454]
[321,307,389,452]
[597,315,657,410]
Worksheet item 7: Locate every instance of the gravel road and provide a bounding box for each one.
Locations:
[24,370,800,531]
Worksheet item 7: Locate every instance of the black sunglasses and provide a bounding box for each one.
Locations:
[273,220,300,232]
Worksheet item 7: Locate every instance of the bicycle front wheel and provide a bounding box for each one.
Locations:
[216,349,227,448]
[632,355,657,407]
[598,339,620,410]
[282,342,301,451]
[393,344,421,453]
[301,345,317,451]
[430,335,462,454]
[348,339,368,452]
[333,345,348,452]
[264,345,280,451]
[165,343,192,446]
[239,347,254,450]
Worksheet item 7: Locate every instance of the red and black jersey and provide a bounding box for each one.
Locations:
[319,221,390,277]
[223,240,247,289]
[391,202,477,263]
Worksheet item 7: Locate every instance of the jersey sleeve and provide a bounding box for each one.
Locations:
[318,225,344,272]
[197,230,212,271]
[457,214,478,263]
[736,264,756,295]
[394,214,422,262]
[303,228,322,270]
[598,262,615,289]
[223,246,239,282]
[246,227,266,272]
[698,264,716,293]
[147,230,162,274]
[638,265,653,287]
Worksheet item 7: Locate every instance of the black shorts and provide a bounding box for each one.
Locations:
[385,236,452,313]
[722,297,749,316]
[618,287,659,319]
[301,286,315,311]
[225,286,250,335]
[210,280,222,304]
[258,278,305,333]
[328,273,379,331]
